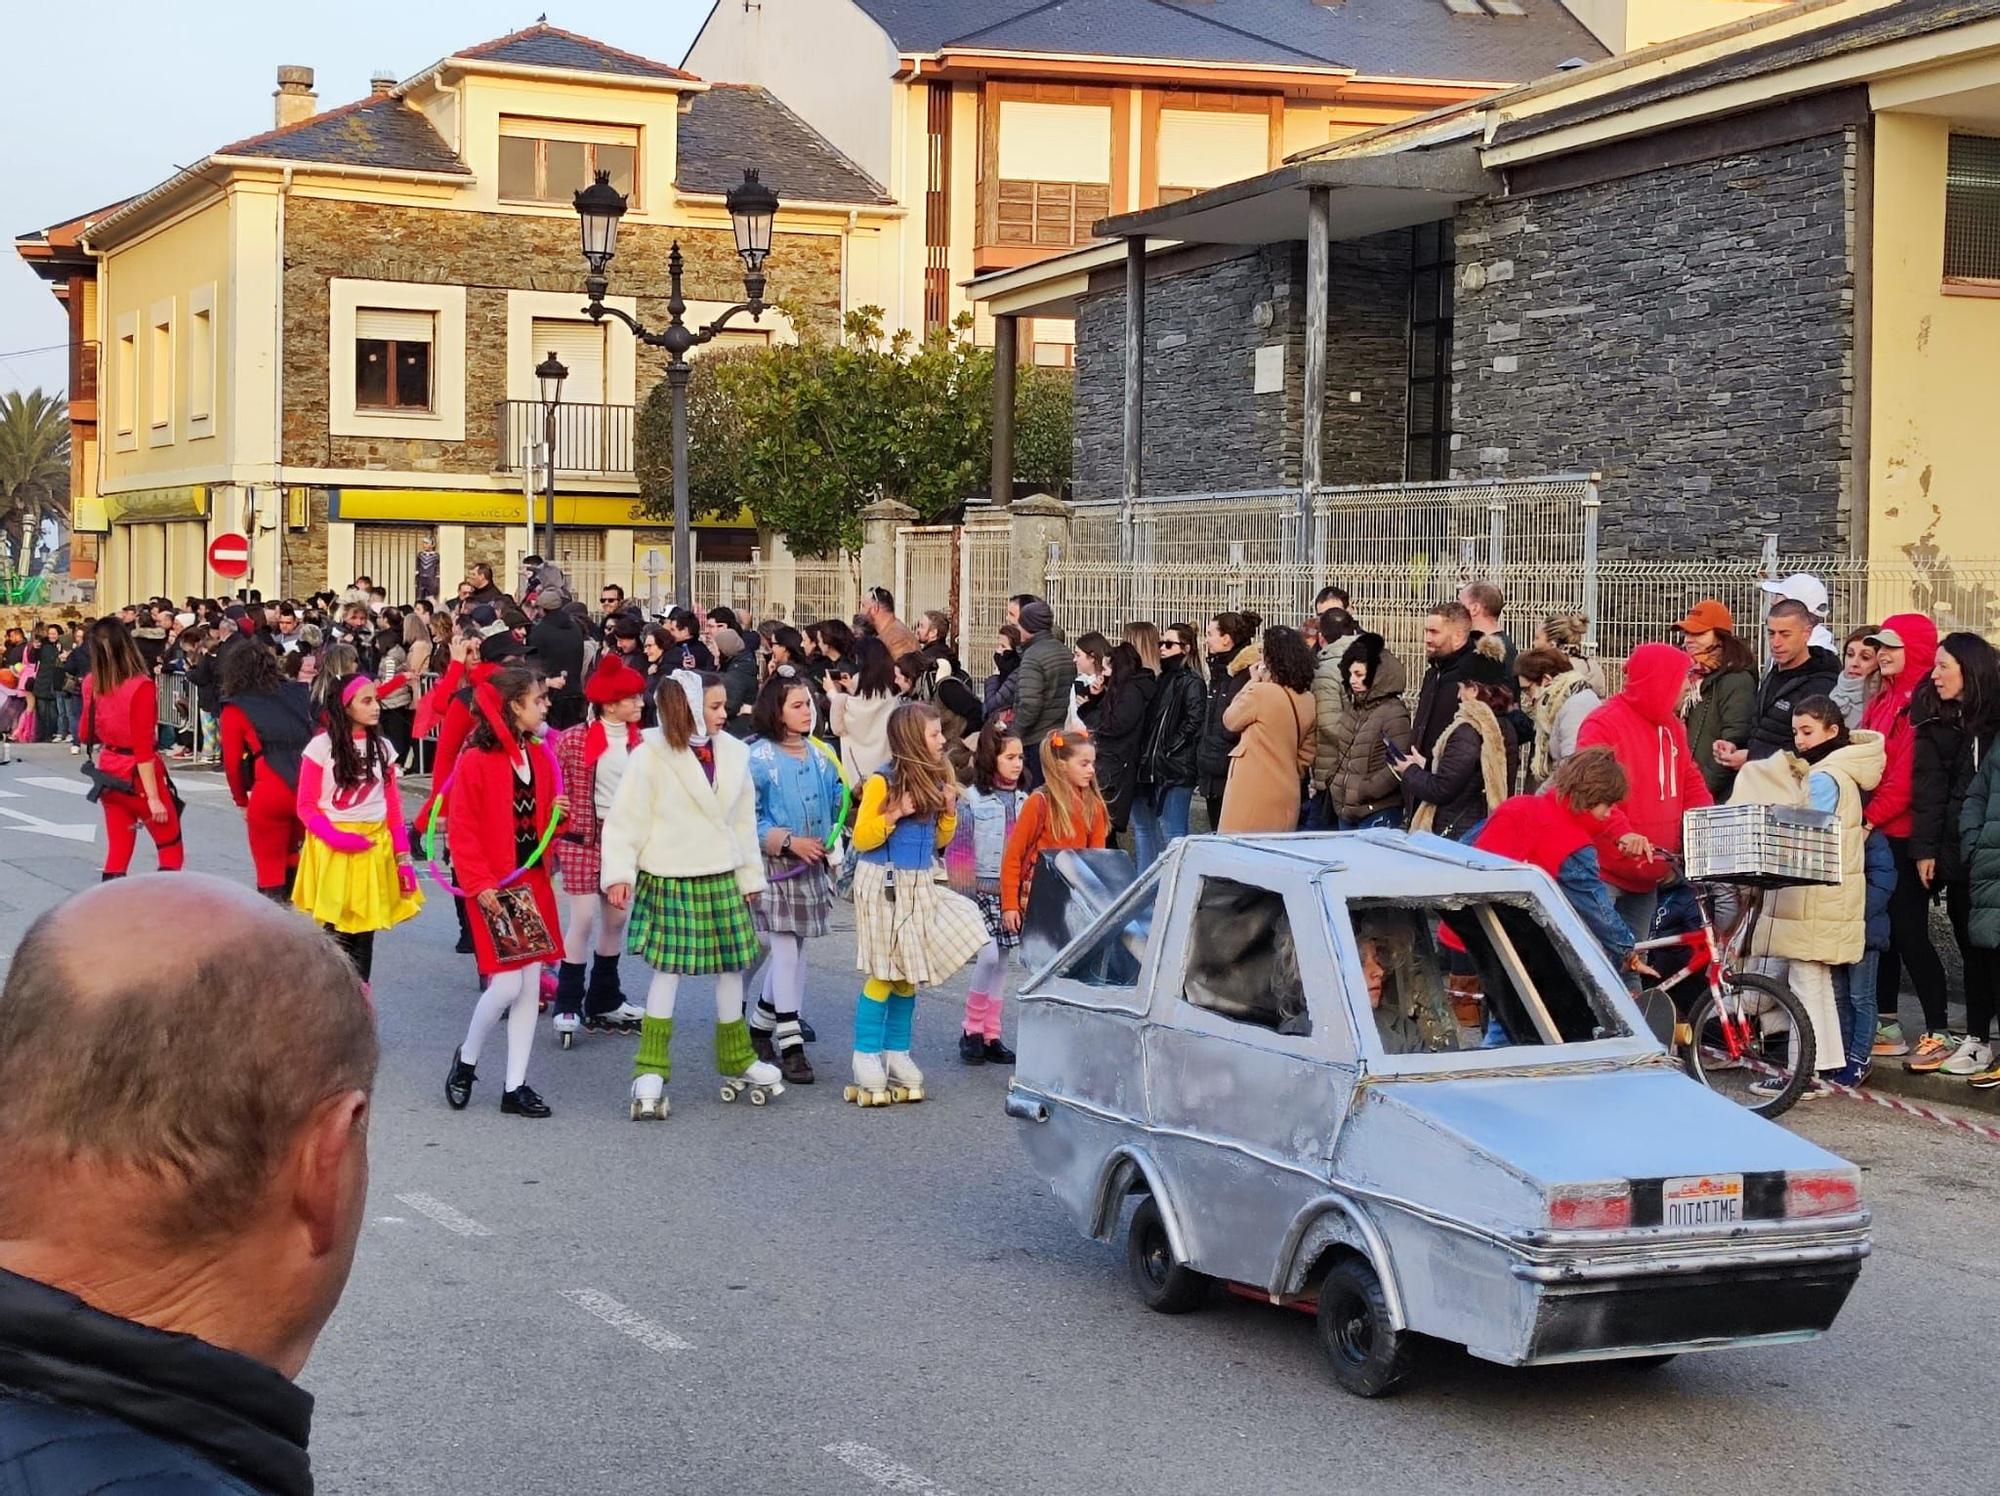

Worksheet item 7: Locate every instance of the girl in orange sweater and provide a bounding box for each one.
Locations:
[1001,727,1110,934]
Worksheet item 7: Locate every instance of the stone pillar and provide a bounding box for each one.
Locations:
[859,496,917,599]
[1007,491,1072,601]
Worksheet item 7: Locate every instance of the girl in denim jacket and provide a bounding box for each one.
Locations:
[954,719,1027,1065]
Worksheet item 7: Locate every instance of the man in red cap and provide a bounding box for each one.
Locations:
[548,654,650,1043]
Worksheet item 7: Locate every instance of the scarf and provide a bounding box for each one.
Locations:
[1409,698,1508,836]
[1529,671,1589,783]
[585,717,642,770]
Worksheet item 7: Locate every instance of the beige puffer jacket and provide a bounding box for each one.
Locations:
[1729,729,1884,966]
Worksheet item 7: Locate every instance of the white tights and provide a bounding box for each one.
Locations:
[562,890,628,965]
[462,966,539,1090]
[759,933,807,1017]
[966,940,1008,1003]
[645,969,746,1024]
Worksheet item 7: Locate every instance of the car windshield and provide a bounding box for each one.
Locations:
[1347,895,1633,1057]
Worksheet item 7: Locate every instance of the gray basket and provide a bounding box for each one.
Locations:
[1682,803,1842,888]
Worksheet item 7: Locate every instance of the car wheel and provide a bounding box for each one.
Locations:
[1316,1258,1416,1398]
[1126,1196,1208,1314]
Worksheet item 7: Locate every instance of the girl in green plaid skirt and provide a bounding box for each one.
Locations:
[601,671,780,1120]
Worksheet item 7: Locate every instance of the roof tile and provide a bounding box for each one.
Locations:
[678,85,893,205]
[455,22,695,81]
[217,95,469,175]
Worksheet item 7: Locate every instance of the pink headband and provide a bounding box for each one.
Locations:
[341,677,374,706]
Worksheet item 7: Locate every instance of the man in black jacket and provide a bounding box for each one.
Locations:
[0,874,375,1495]
[1715,599,1841,767]
[1410,600,1478,758]
[527,582,587,730]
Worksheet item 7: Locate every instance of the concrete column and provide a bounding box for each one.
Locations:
[1121,238,1145,516]
[1007,491,1072,601]
[604,527,637,600]
[991,313,1017,508]
[326,521,356,597]
[1302,186,1330,576]
[859,496,918,599]
[437,524,467,600]
[503,527,532,595]
[761,527,799,621]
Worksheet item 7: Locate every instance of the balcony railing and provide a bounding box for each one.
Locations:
[494,399,636,477]
[980,178,1111,253]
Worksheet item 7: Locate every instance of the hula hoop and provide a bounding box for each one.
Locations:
[423,736,565,896]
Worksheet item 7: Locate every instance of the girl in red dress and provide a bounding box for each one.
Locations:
[78,619,183,879]
[443,667,567,1118]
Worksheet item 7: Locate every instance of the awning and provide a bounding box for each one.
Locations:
[101,485,209,524]
[328,488,751,528]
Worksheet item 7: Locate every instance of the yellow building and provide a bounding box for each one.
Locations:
[16,24,900,606]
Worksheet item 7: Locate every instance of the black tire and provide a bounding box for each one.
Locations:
[1126,1196,1208,1314]
[1683,971,1815,1118]
[1621,1353,1678,1371]
[1315,1258,1417,1398]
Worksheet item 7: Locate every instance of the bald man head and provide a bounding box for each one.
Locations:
[0,872,376,1378]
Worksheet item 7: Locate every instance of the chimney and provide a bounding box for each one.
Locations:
[370,70,397,99]
[273,65,317,128]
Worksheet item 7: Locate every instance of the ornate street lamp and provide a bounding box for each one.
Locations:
[574,166,778,610]
[534,351,568,561]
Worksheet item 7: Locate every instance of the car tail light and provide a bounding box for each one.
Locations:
[1548,1182,1633,1230]
[1784,1169,1861,1219]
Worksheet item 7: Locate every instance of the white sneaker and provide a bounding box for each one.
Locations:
[741,1057,782,1086]
[1938,1037,1994,1076]
[68,744,80,755]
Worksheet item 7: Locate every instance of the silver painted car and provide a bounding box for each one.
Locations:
[1005,832,1871,1397]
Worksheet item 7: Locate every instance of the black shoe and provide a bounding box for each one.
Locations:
[454,932,476,956]
[750,1026,778,1066]
[798,1017,817,1043]
[982,1038,1016,1065]
[959,1031,987,1065]
[500,1084,552,1118]
[779,1045,816,1085]
[445,1049,477,1110]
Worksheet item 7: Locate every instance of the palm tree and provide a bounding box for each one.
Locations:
[0,388,69,576]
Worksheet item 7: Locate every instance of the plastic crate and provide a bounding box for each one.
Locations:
[1682,803,1842,888]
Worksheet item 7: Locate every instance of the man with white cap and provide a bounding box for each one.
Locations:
[1759,572,1838,653]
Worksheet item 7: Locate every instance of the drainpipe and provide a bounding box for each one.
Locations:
[272,166,291,597]
[841,208,856,341]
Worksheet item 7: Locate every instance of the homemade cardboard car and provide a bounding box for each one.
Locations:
[1005,832,1871,1396]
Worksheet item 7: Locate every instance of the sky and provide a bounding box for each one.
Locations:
[0,0,716,398]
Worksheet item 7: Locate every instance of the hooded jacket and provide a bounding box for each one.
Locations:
[1576,643,1713,859]
[1010,630,1075,751]
[1859,612,1940,839]
[1731,730,1886,965]
[1682,662,1758,798]
[1320,636,1413,823]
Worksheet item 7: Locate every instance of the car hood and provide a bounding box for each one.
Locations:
[1359,1067,1852,1186]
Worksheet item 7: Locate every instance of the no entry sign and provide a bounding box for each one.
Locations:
[208,532,251,579]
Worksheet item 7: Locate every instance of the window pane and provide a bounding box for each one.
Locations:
[499,136,539,200]
[596,142,636,202]
[1183,878,1309,1036]
[544,139,589,200]
[1407,437,1436,482]
[1411,220,1437,264]
[1409,323,1437,378]
[355,338,390,407]
[395,341,432,410]
[1411,267,1441,321]
[1946,134,2000,280]
[1408,378,1437,434]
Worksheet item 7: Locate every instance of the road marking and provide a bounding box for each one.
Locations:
[559,1288,693,1353]
[18,776,89,796]
[823,1443,960,1495]
[0,805,95,842]
[392,1191,492,1237]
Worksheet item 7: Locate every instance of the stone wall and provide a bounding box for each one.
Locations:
[280,198,845,474]
[1450,130,1859,558]
[1073,235,1411,502]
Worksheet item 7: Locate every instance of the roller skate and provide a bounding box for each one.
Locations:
[584,1002,645,1035]
[884,1050,926,1104]
[552,1011,580,1050]
[775,1018,814,1085]
[844,1051,892,1108]
[719,1057,785,1106]
[582,955,639,1033]
[629,1072,669,1122]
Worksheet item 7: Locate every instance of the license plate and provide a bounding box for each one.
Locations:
[1662,1174,1743,1227]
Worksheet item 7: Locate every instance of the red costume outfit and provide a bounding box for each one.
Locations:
[220,682,314,895]
[447,732,563,976]
[1575,643,1713,894]
[79,675,183,876]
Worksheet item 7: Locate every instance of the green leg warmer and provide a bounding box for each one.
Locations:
[715,1017,756,1076]
[633,1015,673,1082]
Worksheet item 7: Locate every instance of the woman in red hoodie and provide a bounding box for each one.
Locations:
[77,618,183,879]
[1575,642,1713,941]
[1858,613,1947,1069]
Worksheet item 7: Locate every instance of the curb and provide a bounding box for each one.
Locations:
[1859,1058,2000,1116]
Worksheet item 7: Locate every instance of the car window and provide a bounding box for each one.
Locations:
[1053,894,1152,992]
[1182,876,1309,1037]
[1347,896,1631,1054]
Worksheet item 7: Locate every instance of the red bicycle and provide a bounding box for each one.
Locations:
[1631,866,1815,1119]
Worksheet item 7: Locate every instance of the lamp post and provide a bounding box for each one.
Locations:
[535,350,567,563]
[574,166,779,610]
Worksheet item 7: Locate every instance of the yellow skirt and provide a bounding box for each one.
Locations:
[291,821,425,935]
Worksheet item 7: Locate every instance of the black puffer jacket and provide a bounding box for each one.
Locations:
[1196,650,1252,800]
[1082,669,1158,831]
[1746,647,1841,759]
[1142,654,1205,792]
[1913,698,1998,884]
[1410,637,1479,758]
[1961,744,2000,948]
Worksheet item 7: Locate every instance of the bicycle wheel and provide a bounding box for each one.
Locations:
[1682,971,1815,1118]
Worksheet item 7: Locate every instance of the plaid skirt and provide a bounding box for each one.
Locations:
[974,884,1019,950]
[754,854,833,938]
[628,870,761,974]
[852,860,989,988]
[553,833,600,894]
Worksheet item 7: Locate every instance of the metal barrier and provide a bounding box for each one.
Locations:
[158,675,220,765]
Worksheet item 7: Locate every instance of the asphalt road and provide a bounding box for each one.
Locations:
[1,743,1994,1496]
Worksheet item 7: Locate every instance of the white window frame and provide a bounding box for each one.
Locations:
[498,118,641,208]
[146,297,175,447]
[329,279,466,441]
[113,310,139,449]
[188,282,216,440]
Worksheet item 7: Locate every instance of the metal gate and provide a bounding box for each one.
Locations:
[355,524,426,605]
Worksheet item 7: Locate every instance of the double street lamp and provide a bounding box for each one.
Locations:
[573,166,780,610]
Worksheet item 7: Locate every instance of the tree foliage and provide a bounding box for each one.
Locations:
[635,309,1072,558]
[0,389,69,576]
